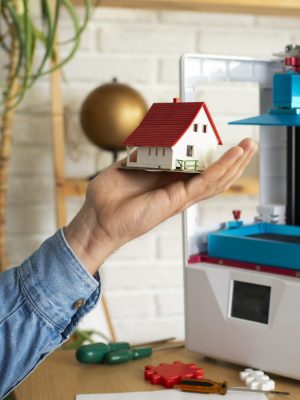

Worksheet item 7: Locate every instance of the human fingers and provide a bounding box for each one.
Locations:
[213,139,257,193]
[219,140,257,192]
[200,137,255,190]
[184,141,246,201]
[219,142,257,194]
[181,139,255,209]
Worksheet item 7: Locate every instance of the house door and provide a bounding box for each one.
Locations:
[186,145,194,157]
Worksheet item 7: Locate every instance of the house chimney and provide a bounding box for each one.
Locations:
[173,97,181,103]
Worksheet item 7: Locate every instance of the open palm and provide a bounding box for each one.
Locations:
[65,138,256,274]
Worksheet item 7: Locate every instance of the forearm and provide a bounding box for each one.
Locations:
[64,201,116,276]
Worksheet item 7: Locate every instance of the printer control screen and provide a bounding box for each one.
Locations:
[231,280,271,324]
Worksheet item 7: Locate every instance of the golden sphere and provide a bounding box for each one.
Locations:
[80,80,148,151]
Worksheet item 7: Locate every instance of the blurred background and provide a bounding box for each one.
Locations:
[6,5,299,342]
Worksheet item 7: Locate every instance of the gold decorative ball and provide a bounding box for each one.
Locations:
[80,79,148,151]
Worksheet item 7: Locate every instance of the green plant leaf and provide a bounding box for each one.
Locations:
[31,0,60,80]
[60,0,92,45]
[36,0,82,77]
[0,3,11,52]
[1,1,25,108]
[32,25,55,60]
[1,0,94,111]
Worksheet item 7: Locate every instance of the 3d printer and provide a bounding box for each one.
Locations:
[182,46,300,380]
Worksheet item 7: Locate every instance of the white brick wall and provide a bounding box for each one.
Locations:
[6,7,299,342]
[98,25,197,54]
[198,29,290,57]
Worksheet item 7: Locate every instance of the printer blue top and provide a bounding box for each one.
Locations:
[230,71,300,126]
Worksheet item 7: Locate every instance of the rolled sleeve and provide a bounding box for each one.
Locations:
[18,228,101,332]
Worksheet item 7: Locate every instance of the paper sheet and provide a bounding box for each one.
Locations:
[77,389,267,400]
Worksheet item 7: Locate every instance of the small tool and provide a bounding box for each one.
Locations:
[76,337,181,364]
[106,343,184,365]
[132,337,176,348]
[76,342,130,364]
[179,378,290,396]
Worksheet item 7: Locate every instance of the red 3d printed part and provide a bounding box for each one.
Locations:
[144,361,204,388]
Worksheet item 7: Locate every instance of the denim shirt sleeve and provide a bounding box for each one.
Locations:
[0,229,101,399]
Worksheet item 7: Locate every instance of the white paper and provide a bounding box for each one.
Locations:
[77,389,267,400]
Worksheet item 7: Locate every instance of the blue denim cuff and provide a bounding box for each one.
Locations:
[18,229,101,331]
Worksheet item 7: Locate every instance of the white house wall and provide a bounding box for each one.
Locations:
[127,146,173,169]
[172,108,220,170]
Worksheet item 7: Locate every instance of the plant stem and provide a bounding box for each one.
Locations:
[0,6,20,271]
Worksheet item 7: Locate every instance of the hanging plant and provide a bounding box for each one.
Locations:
[0,0,94,270]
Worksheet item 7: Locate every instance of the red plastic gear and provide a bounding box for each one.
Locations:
[144,361,204,388]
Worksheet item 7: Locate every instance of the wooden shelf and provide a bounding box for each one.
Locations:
[73,0,300,16]
[225,176,259,196]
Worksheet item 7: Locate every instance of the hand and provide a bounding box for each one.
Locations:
[64,138,257,275]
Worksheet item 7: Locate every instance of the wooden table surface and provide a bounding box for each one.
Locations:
[14,347,300,400]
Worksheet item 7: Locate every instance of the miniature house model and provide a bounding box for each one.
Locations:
[124,98,222,172]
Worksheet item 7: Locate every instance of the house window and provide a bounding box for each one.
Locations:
[186,145,194,157]
[155,148,159,156]
[129,147,137,162]
[148,148,151,156]
[162,148,166,156]
[202,124,207,133]
[193,123,198,132]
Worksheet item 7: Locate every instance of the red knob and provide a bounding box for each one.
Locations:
[285,56,300,73]
[232,210,241,221]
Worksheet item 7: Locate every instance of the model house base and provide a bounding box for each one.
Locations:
[120,165,202,174]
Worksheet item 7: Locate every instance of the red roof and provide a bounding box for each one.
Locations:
[123,101,222,147]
